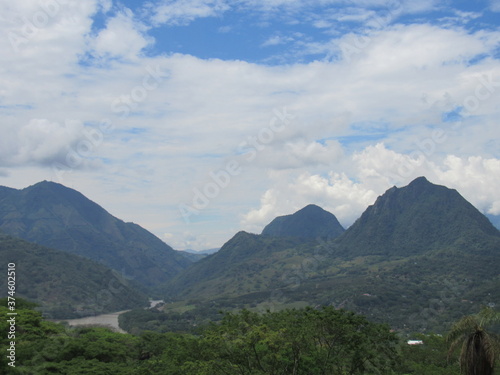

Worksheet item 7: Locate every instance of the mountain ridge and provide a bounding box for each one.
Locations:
[0,181,192,288]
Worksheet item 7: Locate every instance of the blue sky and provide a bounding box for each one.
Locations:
[89,0,500,64]
[1,0,500,250]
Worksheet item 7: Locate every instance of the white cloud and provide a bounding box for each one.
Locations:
[90,9,154,60]
[244,140,344,170]
[0,119,105,170]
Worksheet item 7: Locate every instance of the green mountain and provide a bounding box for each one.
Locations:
[261,204,345,239]
[0,181,191,288]
[162,231,304,299]
[284,178,500,331]
[0,232,148,318]
[159,177,500,333]
[332,176,499,258]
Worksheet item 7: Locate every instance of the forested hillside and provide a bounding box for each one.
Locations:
[0,233,148,318]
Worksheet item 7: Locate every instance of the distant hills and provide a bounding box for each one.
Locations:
[160,177,500,332]
[0,232,148,318]
[0,181,191,288]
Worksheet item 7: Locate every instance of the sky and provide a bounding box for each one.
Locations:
[1,0,500,251]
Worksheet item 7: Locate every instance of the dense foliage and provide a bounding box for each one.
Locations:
[0,299,474,374]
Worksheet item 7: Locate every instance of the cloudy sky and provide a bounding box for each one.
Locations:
[1,0,500,250]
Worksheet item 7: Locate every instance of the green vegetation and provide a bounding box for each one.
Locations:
[8,299,497,374]
[0,233,148,318]
[447,306,500,375]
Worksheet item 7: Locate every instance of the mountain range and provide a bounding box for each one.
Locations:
[160,177,500,332]
[1,177,499,332]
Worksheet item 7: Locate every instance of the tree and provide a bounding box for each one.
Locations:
[447,306,500,375]
[195,307,400,374]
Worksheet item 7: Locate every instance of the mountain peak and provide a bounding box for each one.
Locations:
[261,204,345,240]
[336,176,500,257]
[409,176,431,186]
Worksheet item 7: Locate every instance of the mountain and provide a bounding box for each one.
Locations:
[332,176,500,258]
[158,177,500,333]
[0,181,191,288]
[261,204,345,240]
[162,231,305,300]
[0,232,148,318]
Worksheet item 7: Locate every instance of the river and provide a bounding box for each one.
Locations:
[58,300,164,333]
[58,310,130,333]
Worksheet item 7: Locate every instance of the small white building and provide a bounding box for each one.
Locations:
[407,340,424,345]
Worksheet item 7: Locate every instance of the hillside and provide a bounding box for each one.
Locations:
[0,232,148,318]
[158,177,500,332]
[0,181,192,288]
[261,204,345,239]
[162,231,305,299]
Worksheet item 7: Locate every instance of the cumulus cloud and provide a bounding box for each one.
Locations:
[90,8,154,60]
[0,119,104,170]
